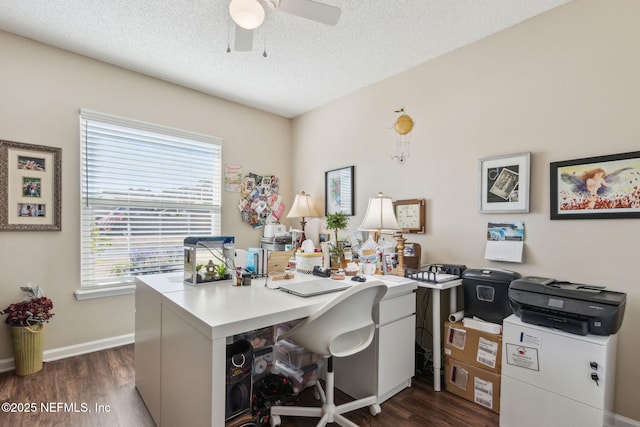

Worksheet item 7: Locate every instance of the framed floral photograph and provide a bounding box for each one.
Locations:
[550,151,640,220]
[0,140,61,231]
[325,165,354,216]
[479,152,530,213]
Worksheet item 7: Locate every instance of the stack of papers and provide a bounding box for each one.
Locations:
[462,317,502,334]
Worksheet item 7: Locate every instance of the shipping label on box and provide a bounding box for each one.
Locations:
[446,326,467,350]
[444,321,503,374]
[477,336,499,369]
[444,356,501,414]
[473,376,495,409]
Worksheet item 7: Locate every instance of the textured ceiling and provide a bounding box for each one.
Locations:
[0,0,570,118]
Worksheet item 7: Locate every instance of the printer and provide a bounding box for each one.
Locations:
[508,276,626,336]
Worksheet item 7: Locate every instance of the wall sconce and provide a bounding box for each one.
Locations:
[392,108,414,165]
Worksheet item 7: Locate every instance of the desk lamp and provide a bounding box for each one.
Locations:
[359,192,405,273]
[286,191,319,248]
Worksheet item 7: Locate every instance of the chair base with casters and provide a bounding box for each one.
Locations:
[269,281,387,427]
[270,356,381,427]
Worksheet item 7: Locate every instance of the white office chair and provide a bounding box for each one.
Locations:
[269,280,388,427]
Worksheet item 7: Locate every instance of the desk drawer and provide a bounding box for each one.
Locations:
[376,292,415,325]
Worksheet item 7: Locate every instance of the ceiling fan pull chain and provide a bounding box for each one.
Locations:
[226,18,232,53]
[263,32,268,57]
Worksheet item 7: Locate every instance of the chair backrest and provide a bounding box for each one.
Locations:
[278,281,387,358]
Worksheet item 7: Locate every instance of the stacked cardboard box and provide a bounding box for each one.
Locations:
[443,320,502,413]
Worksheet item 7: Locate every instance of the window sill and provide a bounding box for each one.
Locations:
[74,284,136,300]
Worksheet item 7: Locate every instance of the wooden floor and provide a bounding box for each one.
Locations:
[0,344,499,427]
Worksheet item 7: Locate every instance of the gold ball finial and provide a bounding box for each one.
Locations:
[395,114,414,135]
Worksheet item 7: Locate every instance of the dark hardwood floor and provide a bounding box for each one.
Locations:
[0,344,499,426]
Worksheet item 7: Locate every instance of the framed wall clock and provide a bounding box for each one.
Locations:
[393,198,425,234]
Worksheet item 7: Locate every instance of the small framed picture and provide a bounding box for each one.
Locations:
[479,152,530,213]
[325,165,354,216]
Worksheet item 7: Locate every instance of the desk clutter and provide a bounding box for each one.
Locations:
[226,321,322,426]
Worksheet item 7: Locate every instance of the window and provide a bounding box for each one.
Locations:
[79,110,222,290]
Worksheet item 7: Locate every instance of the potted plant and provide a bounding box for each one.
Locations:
[325,212,350,268]
[1,284,54,375]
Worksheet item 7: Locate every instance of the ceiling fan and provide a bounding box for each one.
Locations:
[228,0,341,52]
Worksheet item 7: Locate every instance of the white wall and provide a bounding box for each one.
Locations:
[291,0,640,420]
[0,31,291,358]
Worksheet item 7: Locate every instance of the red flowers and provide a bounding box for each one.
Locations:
[2,295,54,327]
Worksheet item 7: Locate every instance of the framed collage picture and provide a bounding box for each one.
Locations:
[0,140,61,231]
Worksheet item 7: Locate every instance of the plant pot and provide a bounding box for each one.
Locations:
[330,254,344,269]
[11,324,44,376]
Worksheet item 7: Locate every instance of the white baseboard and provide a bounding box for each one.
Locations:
[614,414,640,427]
[0,333,134,373]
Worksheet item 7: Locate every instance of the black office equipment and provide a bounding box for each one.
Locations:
[462,268,521,324]
[508,276,626,336]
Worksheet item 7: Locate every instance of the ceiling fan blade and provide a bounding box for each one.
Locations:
[234,25,254,51]
[277,0,341,26]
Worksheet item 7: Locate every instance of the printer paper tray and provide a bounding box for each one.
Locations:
[520,308,589,336]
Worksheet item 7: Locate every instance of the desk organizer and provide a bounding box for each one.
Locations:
[295,252,323,274]
[405,264,467,283]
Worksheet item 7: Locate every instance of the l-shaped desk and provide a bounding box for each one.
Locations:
[134,273,418,427]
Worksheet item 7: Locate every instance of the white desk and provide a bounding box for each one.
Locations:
[134,273,417,427]
[415,279,463,391]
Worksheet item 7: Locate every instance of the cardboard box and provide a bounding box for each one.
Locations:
[443,320,502,374]
[444,356,501,413]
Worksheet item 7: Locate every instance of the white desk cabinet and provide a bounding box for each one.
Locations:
[334,291,416,403]
[500,315,617,427]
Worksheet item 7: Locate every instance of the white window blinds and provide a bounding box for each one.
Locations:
[80,110,222,288]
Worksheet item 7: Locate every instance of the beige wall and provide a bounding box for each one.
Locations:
[0,31,291,356]
[1,0,639,422]
[292,0,639,421]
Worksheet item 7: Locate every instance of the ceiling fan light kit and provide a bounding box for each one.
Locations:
[228,0,341,54]
[229,0,266,30]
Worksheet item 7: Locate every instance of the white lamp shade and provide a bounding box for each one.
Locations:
[229,0,265,30]
[287,191,320,219]
[359,192,401,232]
